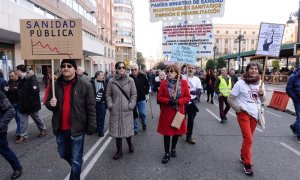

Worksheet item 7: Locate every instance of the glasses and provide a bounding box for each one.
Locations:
[117,66,126,70]
[131,69,137,71]
[166,69,174,73]
[61,64,73,69]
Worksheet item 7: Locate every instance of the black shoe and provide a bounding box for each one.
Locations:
[134,131,138,136]
[243,165,254,176]
[224,116,228,120]
[98,132,104,137]
[11,169,22,179]
[170,149,177,158]
[162,153,170,164]
[113,151,123,160]
[220,119,225,124]
[142,125,146,131]
[207,99,209,102]
[290,124,297,135]
[186,138,196,145]
[211,100,214,104]
[297,137,300,144]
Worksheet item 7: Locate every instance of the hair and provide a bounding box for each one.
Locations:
[9,70,15,75]
[208,69,215,76]
[16,64,26,72]
[130,63,138,69]
[246,62,260,72]
[115,61,125,74]
[166,65,179,79]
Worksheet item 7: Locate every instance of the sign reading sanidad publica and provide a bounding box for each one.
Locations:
[20,19,83,60]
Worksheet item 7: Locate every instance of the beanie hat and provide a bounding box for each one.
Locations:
[61,59,77,70]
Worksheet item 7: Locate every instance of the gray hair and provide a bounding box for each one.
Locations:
[130,63,138,69]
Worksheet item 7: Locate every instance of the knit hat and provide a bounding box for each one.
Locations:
[61,59,77,70]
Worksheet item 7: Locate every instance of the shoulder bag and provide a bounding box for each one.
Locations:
[248,84,265,129]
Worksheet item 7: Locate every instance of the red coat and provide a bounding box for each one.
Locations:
[157,79,191,136]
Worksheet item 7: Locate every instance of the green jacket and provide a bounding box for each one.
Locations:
[45,76,96,137]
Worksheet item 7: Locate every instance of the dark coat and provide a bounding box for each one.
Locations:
[157,80,190,136]
[7,80,19,104]
[205,75,216,92]
[17,71,41,113]
[45,76,96,137]
[0,91,15,133]
[286,69,300,101]
[130,73,149,102]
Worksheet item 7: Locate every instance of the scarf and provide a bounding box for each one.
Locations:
[243,73,261,85]
[167,78,181,99]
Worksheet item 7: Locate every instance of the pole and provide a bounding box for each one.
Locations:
[261,56,268,87]
[297,1,300,67]
[51,59,56,98]
[174,64,182,100]
[238,34,241,73]
[148,94,154,119]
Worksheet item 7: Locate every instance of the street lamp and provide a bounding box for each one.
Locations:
[287,1,300,68]
[213,46,217,69]
[235,29,245,73]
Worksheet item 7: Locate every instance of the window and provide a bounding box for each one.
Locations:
[216,30,220,34]
[215,39,219,43]
[252,31,255,35]
[235,31,238,34]
[251,39,255,44]
[225,39,228,44]
[104,47,106,57]
[108,48,110,57]
[225,31,229,34]
[73,0,79,12]
[243,31,247,34]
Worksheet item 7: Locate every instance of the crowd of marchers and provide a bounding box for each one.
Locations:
[1,60,300,179]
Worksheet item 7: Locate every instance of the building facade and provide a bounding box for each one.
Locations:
[0,0,115,80]
[113,0,136,65]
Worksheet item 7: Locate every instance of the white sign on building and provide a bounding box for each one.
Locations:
[256,22,285,58]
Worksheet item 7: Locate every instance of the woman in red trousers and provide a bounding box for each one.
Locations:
[228,62,265,176]
[157,65,190,164]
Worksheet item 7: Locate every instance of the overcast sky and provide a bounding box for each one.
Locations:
[134,0,299,59]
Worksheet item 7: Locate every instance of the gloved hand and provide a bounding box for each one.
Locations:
[190,91,197,95]
[168,99,178,106]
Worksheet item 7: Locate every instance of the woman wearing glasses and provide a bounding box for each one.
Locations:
[157,65,190,164]
[106,61,137,160]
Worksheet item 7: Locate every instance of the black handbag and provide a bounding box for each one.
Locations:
[114,83,138,119]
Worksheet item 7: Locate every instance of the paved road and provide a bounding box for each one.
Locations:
[1,94,300,180]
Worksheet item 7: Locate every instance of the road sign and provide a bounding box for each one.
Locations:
[2,55,6,64]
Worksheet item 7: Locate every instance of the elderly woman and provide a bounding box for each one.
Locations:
[106,61,137,160]
[157,65,190,164]
[153,71,166,94]
[227,62,266,176]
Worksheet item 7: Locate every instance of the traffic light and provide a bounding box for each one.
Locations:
[294,43,300,56]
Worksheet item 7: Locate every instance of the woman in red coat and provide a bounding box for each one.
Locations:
[157,65,190,164]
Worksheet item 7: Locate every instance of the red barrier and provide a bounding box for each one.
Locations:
[268,91,290,112]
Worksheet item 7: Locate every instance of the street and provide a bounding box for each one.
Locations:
[1,93,300,180]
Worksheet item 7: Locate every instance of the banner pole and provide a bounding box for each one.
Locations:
[51,59,56,98]
[174,64,182,100]
[261,56,268,88]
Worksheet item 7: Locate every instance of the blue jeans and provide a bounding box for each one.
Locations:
[293,101,300,138]
[96,103,106,134]
[13,103,21,136]
[134,100,147,132]
[0,132,22,171]
[56,131,85,180]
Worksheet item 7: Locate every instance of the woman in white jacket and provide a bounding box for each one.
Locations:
[227,62,266,176]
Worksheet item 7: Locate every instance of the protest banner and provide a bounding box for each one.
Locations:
[163,22,213,58]
[149,0,225,23]
[171,45,197,64]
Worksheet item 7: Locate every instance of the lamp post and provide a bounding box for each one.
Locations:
[213,46,217,69]
[287,1,300,68]
[235,29,245,73]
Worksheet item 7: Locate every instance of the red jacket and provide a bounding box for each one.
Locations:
[157,79,190,136]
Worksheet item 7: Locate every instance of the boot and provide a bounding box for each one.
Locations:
[211,99,214,104]
[113,138,123,160]
[126,137,134,153]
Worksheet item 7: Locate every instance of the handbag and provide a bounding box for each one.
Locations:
[114,83,138,119]
[248,84,265,129]
[171,111,185,129]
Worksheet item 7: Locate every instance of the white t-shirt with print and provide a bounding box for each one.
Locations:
[182,75,202,100]
[230,80,264,120]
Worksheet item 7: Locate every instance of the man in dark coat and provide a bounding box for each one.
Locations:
[0,91,22,179]
[15,65,46,144]
[46,59,96,180]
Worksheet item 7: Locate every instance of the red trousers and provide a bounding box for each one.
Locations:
[237,112,257,165]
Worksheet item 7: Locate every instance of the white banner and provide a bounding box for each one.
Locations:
[149,0,226,23]
[162,22,214,60]
[256,23,285,58]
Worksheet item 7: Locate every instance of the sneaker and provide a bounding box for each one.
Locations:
[243,165,254,176]
[186,138,196,145]
[38,130,47,138]
[162,153,170,164]
[170,149,177,158]
[239,156,244,164]
[16,136,28,144]
[11,169,22,179]
[290,124,297,135]
[297,137,300,144]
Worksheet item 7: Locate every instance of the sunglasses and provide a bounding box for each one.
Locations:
[131,69,137,71]
[166,69,174,73]
[118,66,126,70]
[61,64,73,69]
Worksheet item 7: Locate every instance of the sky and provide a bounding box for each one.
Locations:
[134,0,300,59]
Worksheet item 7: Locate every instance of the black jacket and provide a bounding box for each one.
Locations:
[130,73,150,102]
[90,78,107,103]
[0,91,15,133]
[7,80,19,104]
[17,71,41,113]
[45,76,96,137]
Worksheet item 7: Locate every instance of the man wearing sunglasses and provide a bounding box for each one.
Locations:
[45,59,96,180]
[182,64,202,144]
[129,64,150,135]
